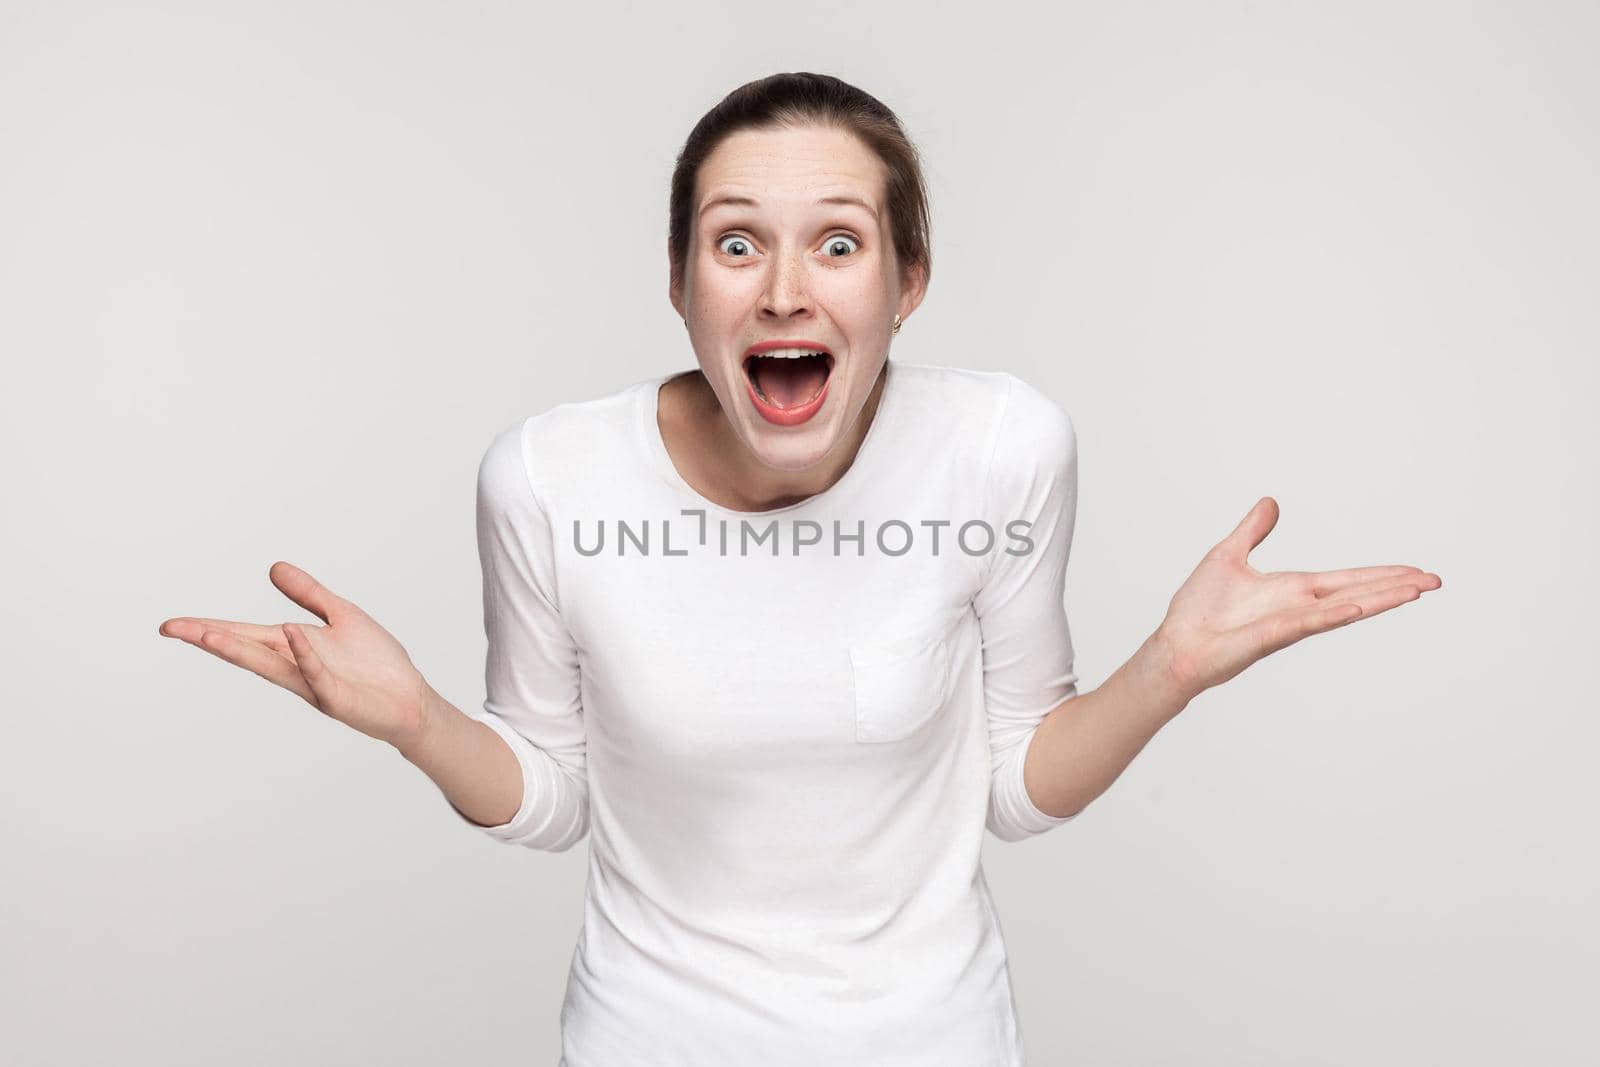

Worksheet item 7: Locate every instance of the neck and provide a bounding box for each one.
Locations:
[670,362,889,512]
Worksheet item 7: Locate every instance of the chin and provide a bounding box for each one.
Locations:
[738,421,838,471]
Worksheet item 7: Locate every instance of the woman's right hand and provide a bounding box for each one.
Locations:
[159,561,434,751]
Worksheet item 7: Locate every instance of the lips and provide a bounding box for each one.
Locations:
[742,341,834,426]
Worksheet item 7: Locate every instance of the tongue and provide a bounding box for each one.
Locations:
[753,355,829,408]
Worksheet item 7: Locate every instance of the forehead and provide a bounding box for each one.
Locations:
[696,124,886,212]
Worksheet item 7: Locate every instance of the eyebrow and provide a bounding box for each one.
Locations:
[698,194,878,220]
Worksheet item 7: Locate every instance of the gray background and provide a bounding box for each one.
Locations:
[3,1,1594,1063]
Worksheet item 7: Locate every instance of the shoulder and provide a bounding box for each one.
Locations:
[991,371,1076,467]
[879,361,1075,506]
[478,376,653,505]
[885,360,1015,457]
[888,358,1009,410]
[890,361,1073,451]
[980,370,1078,514]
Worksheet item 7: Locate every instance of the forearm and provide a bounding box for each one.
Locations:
[392,683,523,829]
[1023,627,1194,819]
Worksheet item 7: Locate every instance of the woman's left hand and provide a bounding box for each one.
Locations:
[1150,497,1441,704]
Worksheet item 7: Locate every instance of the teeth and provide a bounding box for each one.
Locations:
[750,347,828,359]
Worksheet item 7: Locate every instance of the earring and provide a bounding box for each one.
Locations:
[891,314,902,335]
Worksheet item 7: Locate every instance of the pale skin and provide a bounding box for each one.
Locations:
[158,122,1441,827]
[662,124,926,510]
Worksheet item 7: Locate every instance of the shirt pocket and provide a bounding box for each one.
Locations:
[849,615,957,744]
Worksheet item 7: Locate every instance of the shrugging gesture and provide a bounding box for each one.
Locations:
[1023,495,1442,821]
[1155,496,1442,703]
[159,561,432,750]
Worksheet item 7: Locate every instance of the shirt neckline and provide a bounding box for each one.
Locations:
[636,359,906,517]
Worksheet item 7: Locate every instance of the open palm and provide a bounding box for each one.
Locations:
[159,561,431,750]
[1156,497,1442,703]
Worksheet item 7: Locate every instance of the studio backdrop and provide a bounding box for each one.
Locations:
[2,2,1594,1064]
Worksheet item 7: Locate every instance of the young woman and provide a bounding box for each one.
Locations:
[160,72,1441,1065]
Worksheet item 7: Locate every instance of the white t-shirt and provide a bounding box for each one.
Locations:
[457,359,1084,1066]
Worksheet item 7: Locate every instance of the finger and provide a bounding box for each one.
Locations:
[1295,565,1429,598]
[1306,583,1429,635]
[1207,496,1278,565]
[1247,579,1431,660]
[269,561,346,625]
[1318,573,1440,610]
[282,623,337,710]
[161,617,291,654]
[195,628,318,706]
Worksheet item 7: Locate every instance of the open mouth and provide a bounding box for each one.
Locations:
[743,348,835,410]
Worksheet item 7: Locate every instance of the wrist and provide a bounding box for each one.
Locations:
[393,676,448,760]
[1137,625,1202,715]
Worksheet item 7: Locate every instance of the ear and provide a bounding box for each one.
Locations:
[668,240,686,320]
[896,261,928,323]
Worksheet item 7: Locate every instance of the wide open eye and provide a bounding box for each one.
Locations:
[821,234,860,258]
[717,234,755,257]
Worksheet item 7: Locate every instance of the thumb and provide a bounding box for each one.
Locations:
[283,623,336,711]
[1207,496,1279,565]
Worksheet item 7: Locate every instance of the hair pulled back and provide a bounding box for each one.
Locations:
[668,72,932,296]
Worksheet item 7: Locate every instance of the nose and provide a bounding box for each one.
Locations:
[759,247,811,320]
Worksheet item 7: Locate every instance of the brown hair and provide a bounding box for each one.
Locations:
[668,72,932,299]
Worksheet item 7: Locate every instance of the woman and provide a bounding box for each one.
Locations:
[159,73,1440,1064]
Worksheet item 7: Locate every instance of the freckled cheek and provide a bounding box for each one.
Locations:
[818,286,881,324]
[823,258,888,301]
[690,265,762,308]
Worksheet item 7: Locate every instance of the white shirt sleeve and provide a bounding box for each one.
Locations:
[974,374,1084,842]
[449,418,590,851]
